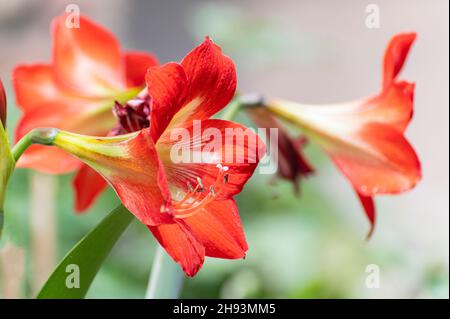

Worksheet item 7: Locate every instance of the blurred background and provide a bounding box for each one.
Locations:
[0,0,448,298]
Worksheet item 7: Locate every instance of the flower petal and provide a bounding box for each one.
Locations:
[148,221,205,277]
[14,98,117,174]
[168,37,237,127]
[145,63,188,141]
[16,145,81,174]
[331,122,421,196]
[383,32,416,88]
[15,99,115,139]
[73,164,108,213]
[52,14,125,95]
[124,51,159,88]
[184,199,247,259]
[157,119,265,199]
[355,191,375,239]
[12,64,76,111]
[14,105,93,173]
[360,81,414,132]
[53,129,172,226]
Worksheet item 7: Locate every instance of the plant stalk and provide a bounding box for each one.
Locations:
[145,245,185,299]
[30,172,57,295]
[11,128,58,161]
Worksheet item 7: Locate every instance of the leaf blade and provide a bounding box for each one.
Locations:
[37,204,133,299]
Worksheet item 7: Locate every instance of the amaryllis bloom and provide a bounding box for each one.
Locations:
[247,106,314,193]
[35,38,265,276]
[263,33,421,236]
[13,14,158,211]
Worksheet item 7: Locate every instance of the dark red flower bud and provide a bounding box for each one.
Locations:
[112,95,151,134]
[0,79,6,128]
[247,107,314,193]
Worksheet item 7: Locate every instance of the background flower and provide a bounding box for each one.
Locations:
[264,33,421,236]
[12,14,158,212]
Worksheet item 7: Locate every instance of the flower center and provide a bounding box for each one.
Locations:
[111,95,151,134]
[162,164,229,219]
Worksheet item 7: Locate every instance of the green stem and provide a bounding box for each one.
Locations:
[145,245,185,299]
[11,133,31,162]
[11,128,58,161]
[4,128,59,240]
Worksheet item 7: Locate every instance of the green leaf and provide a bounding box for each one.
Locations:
[37,205,133,299]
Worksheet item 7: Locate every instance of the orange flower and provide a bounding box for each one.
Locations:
[264,33,421,236]
[12,14,158,211]
[33,38,265,275]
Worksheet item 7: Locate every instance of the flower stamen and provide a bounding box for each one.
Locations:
[170,164,229,219]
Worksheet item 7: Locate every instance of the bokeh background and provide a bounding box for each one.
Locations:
[0,0,448,298]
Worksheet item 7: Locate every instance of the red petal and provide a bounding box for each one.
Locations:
[52,14,125,95]
[73,165,108,213]
[101,130,172,226]
[15,100,113,139]
[145,63,188,141]
[12,64,75,111]
[14,106,89,173]
[14,100,115,173]
[383,33,416,88]
[16,145,81,174]
[157,119,266,199]
[184,199,247,259]
[53,129,173,225]
[331,122,421,196]
[148,221,205,277]
[124,51,159,88]
[0,79,6,127]
[169,37,236,126]
[361,81,414,132]
[13,66,114,138]
[355,191,376,239]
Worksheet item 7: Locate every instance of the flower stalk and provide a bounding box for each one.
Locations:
[11,128,58,161]
[146,245,185,299]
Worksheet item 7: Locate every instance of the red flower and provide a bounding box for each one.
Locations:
[264,33,421,236]
[12,14,158,211]
[48,38,265,276]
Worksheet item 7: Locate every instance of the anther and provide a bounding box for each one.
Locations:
[196,177,204,192]
[170,164,230,219]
